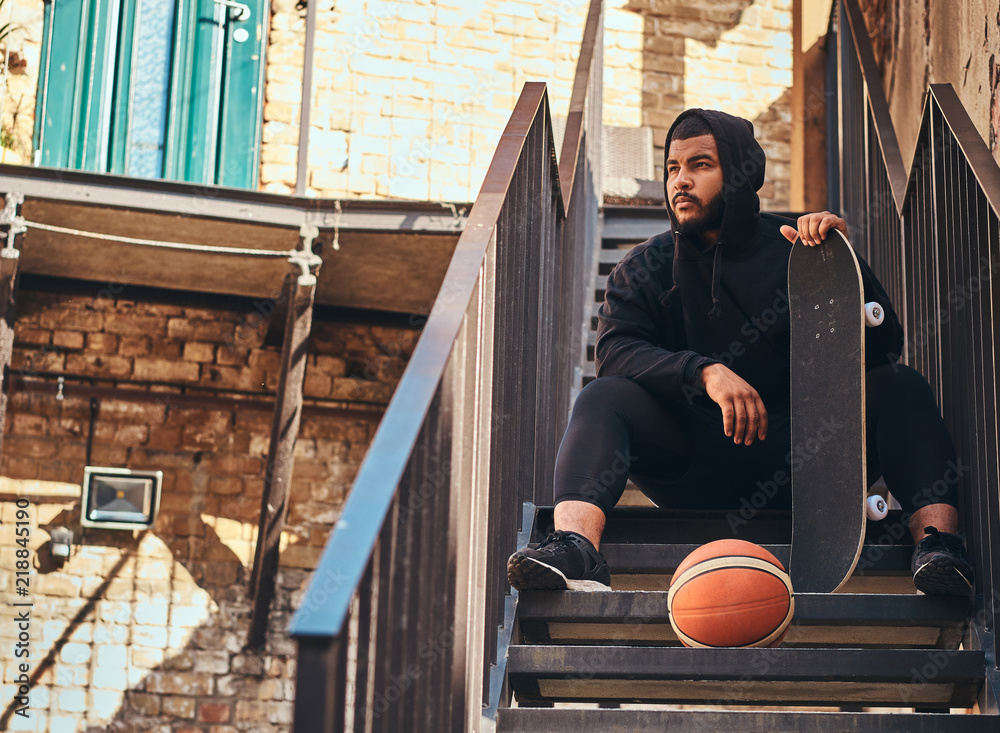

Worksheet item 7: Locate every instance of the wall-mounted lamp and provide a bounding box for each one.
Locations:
[49,526,73,560]
[81,467,163,530]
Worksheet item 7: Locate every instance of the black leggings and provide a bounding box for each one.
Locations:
[554,364,960,515]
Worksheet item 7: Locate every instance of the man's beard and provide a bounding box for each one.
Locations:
[672,191,725,237]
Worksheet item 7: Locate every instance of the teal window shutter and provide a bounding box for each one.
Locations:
[34,0,267,189]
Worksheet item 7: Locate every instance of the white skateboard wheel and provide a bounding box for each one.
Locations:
[866,494,888,521]
[865,301,884,327]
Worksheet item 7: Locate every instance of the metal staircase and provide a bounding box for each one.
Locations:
[288,2,1000,729]
[584,205,673,385]
[496,506,996,731]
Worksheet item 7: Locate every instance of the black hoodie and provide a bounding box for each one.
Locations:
[595,109,903,413]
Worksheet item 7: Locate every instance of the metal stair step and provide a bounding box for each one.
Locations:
[599,542,912,574]
[530,508,916,591]
[497,708,1000,732]
[601,207,670,243]
[517,591,970,649]
[506,646,985,707]
[532,506,912,548]
[599,246,633,267]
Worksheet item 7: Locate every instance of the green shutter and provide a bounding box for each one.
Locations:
[34,0,120,171]
[217,0,266,188]
[34,0,266,189]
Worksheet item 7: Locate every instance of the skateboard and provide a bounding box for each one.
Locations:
[788,229,885,593]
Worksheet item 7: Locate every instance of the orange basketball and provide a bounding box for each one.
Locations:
[668,539,794,648]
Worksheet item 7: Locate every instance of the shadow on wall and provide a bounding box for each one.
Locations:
[0,488,300,732]
[622,0,754,151]
[617,0,795,210]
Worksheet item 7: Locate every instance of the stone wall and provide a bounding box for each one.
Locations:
[858,0,1000,166]
[7,0,795,209]
[0,281,418,732]
[0,1,44,162]
[619,0,794,209]
[261,0,591,201]
[262,0,794,209]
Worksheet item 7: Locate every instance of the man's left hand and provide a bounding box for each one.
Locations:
[780,211,847,246]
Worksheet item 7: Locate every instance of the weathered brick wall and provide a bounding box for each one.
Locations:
[0,283,418,732]
[858,0,1000,166]
[261,0,591,200]
[6,1,794,208]
[261,0,793,209]
[627,0,793,209]
[0,2,44,162]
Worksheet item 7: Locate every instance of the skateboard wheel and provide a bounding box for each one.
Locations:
[866,495,888,521]
[865,301,884,327]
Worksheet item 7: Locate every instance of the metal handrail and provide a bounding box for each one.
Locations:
[836,0,1000,712]
[289,83,551,641]
[288,0,604,728]
[558,0,603,212]
[926,84,1000,215]
[839,0,907,211]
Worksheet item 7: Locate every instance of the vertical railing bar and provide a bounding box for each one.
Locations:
[477,233,498,712]
[353,551,376,733]
[986,212,1000,673]
[371,495,399,733]
[424,370,455,732]
[928,103,944,404]
[447,294,471,731]
[970,177,992,622]
[403,421,429,732]
[978,202,1000,672]
[398,424,430,730]
[293,637,340,731]
[437,376,459,733]
[334,605,350,732]
[445,296,472,733]
[955,140,977,577]
[535,106,556,508]
[939,121,958,515]
[967,156,984,597]
[861,92,871,261]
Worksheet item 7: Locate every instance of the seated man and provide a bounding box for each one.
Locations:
[507,108,974,596]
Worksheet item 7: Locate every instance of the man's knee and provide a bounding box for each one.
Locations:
[574,376,650,412]
[868,363,936,406]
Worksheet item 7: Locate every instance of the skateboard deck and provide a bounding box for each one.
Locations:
[788,229,867,593]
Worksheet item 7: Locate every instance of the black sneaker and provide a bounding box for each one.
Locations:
[911,526,974,596]
[507,530,611,592]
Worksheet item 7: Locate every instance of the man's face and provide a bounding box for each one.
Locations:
[665,134,725,236]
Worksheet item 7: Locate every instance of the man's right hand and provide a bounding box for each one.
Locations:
[699,364,768,445]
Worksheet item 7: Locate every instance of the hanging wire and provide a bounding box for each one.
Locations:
[22,219,298,257]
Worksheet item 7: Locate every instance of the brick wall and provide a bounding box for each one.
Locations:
[261,0,591,201]
[261,0,794,209]
[10,0,794,209]
[858,0,1000,166]
[0,2,44,162]
[624,0,794,210]
[0,282,418,732]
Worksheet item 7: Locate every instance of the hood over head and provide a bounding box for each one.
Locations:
[663,109,767,316]
[663,108,767,256]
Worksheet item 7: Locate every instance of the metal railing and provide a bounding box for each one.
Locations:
[832,0,1000,711]
[287,1,604,729]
